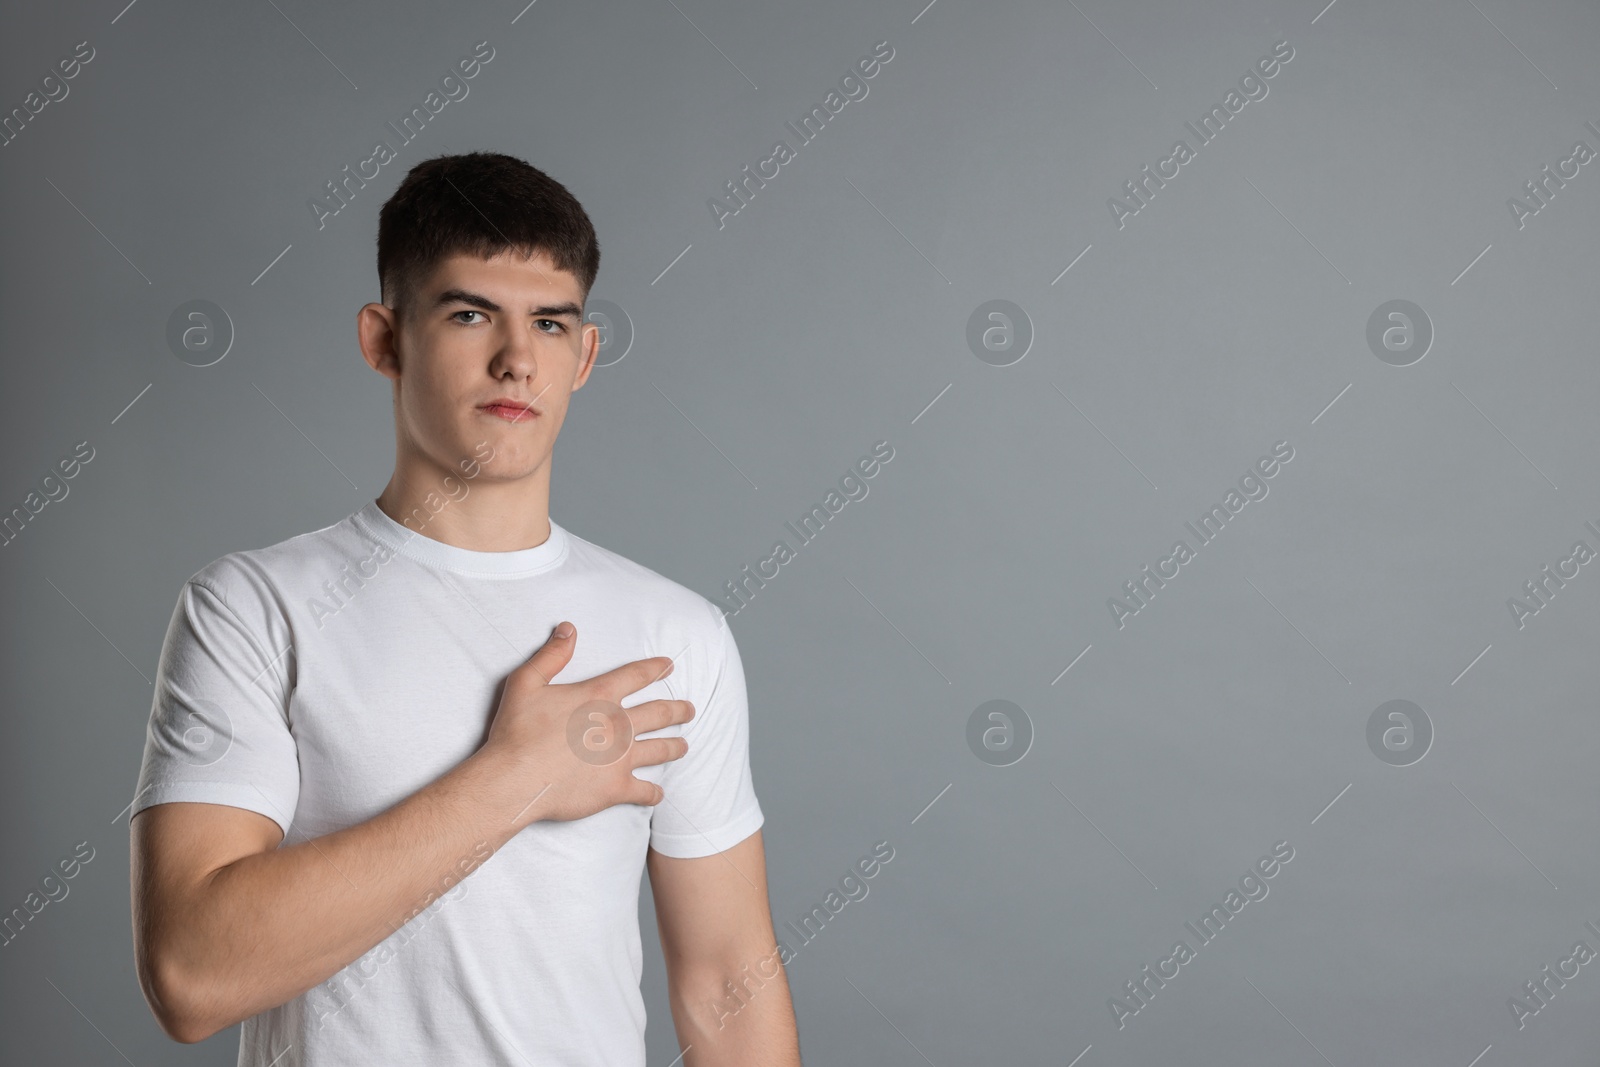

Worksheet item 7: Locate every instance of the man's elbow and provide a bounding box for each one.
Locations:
[160,1013,220,1046]
[138,948,229,1044]
[677,950,789,1026]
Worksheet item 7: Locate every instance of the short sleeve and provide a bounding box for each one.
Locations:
[131,569,301,839]
[648,602,764,858]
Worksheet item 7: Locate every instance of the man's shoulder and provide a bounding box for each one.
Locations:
[561,525,726,635]
[182,509,361,613]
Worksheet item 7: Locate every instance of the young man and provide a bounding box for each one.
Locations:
[129,152,801,1065]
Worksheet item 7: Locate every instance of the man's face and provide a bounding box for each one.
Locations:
[362,249,598,484]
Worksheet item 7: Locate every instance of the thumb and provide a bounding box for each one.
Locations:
[525,621,576,685]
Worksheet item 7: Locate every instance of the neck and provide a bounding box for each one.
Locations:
[375,447,553,553]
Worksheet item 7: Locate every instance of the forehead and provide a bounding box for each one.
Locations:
[423,249,582,303]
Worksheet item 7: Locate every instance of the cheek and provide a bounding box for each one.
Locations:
[403,349,463,412]
[539,398,572,440]
[405,374,456,433]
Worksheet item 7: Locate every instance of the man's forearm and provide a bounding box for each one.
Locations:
[671,960,802,1066]
[140,748,531,1041]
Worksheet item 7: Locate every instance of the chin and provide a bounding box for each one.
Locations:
[469,444,546,480]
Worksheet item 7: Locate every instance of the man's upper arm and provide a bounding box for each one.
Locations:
[131,802,284,942]
[129,801,284,1039]
[647,829,776,980]
[648,831,803,1065]
[643,600,776,995]
[129,564,302,1034]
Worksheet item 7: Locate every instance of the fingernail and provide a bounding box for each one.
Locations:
[554,621,573,639]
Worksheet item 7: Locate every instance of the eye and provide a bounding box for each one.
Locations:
[536,319,565,334]
[452,310,487,325]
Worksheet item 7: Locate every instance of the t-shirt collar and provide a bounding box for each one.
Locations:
[352,499,570,579]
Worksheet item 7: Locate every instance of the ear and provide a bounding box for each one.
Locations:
[358,303,402,380]
[570,315,600,392]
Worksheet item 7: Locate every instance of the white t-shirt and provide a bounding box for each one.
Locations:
[132,500,764,1066]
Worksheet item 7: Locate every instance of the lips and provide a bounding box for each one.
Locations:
[479,402,537,423]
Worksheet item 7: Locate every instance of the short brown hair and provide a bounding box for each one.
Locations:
[377,152,600,324]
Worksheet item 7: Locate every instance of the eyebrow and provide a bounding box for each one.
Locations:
[432,288,583,320]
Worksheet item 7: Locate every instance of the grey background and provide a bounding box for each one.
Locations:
[2,0,1598,1063]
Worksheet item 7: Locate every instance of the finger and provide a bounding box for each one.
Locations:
[588,654,676,702]
[629,736,689,769]
[623,776,666,806]
[523,621,576,686]
[624,699,695,736]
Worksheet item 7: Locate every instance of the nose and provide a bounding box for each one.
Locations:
[488,324,539,384]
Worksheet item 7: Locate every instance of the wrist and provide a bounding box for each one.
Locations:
[461,744,546,832]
